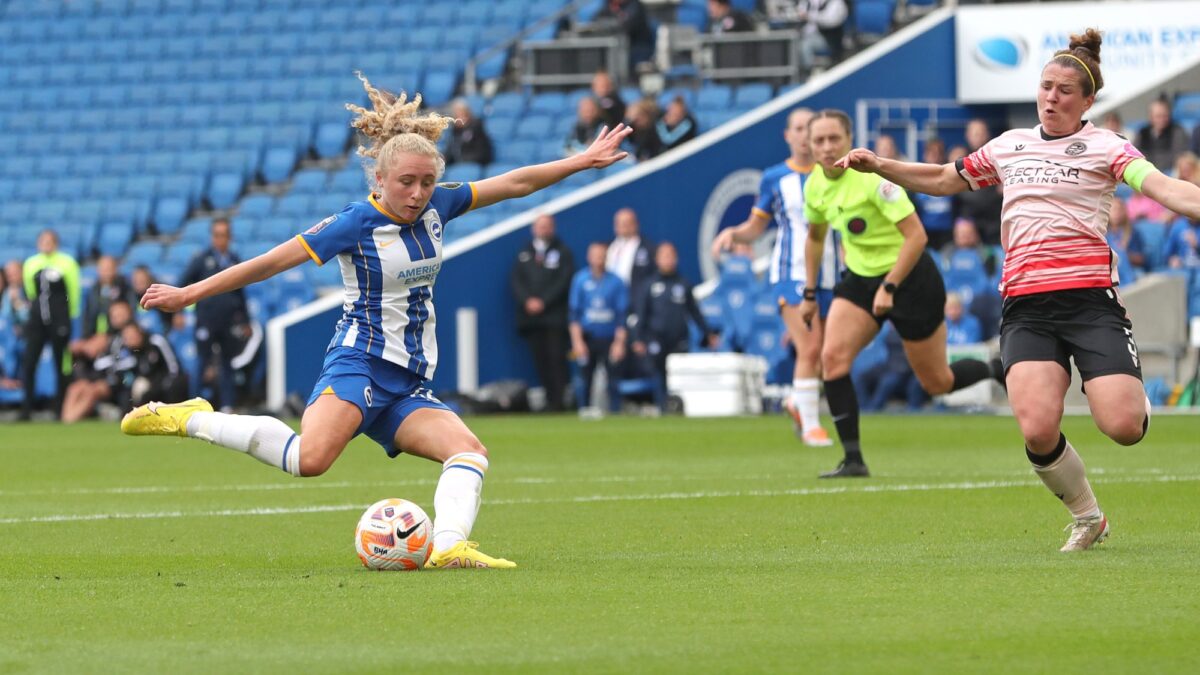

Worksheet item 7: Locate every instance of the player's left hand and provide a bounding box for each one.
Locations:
[872,285,893,316]
[580,124,632,169]
[140,284,191,313]
[836,148,881,172]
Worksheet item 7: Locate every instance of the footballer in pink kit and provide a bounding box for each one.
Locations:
[838,28,1200,551]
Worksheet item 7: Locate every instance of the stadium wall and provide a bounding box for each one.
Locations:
[268,9,959,410]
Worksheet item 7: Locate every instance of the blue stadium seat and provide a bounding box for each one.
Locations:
[330,167,367,193]
[153,197,190,236]
[275,194,314,219]
[1133,219,1168,271]
[696,84,733,111]
[855,0,894,40]
[421,70,458,108]
[125,241,166,268]
[260,147,298,184]
[733,83,773,110]
[237,194,274,219]
[515,114,554,140]
[96,221,136,257]
[495,140,540,165]
[290,169,329,195]
[206,172,245,210]
[675,3,708,31]
[313,122,351,160]
[443,163,485,183]
[487,91,527,117]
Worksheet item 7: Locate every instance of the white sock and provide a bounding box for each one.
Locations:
[1032,439,1100,519]
[432,452,488,552]
[186,411,302,477]
[792,378,821,433]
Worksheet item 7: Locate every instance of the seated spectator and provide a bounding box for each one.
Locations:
[630,242,718,410]
[1,259,29,335]
[954,119,1003,245]
[797,0,849,71]
[61,299,134,423]
[445,98,494,166]
[591,71,626,129]
[624,99,663,162]
[565,97,604,157]
[1106,197,1146,281]
[81,255,136,339]
[913,139,954,250]
[708,0,754,34]
[655,95,698,153]
[944,292,982,345]
[1174,152,1198,184]
[860,323,924,412]
[594,1,654,75]
[1165,214,1200,269]
[939,218,994,305]
[873,134,903,161]
[1135,96,1190,173]
[130,265,171,334]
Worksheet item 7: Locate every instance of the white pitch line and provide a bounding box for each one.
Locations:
[1,474,1196,526]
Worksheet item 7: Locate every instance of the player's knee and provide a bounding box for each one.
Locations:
[915,369,953,396]
[1014,411,1061,452]
[820,346,852,378]
[298,441,341,477]
[461,436,488,458]
[1102,412,1146,447]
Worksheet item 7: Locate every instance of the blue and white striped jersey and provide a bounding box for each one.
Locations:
[753,160,842,289]
[296,183,476,380]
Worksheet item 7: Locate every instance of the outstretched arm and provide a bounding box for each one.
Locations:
[141,239,311,313]
[472,125,632,209]
[1140,171,1200,220]
[837,149,969,196]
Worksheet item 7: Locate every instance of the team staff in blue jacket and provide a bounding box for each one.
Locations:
[569,241,629,411]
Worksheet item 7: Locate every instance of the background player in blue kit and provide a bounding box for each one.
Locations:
[711,108,840,447]
[120,74,632,570]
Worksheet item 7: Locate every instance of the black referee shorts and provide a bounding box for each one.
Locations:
[834,251,946,341]
[1000,287,1142,382]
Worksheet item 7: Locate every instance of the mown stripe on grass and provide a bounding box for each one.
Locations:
[1,474,1197,525]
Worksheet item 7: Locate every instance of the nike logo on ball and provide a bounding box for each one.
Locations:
[396,521,424,538]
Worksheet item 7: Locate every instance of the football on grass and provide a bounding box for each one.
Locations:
[354,498,432,571]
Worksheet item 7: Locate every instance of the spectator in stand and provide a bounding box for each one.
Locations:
[1,259,29,336]
[61,299,133,422]
[19,229,79,421]
[630,242,718,410]
[708,0,754,34]
[954,119,1003,245]
[606,207,656,303]
[568,241,628,412]
[594,0,654,75]
[1135,97,1190,174]
[565,96,604,157]
[1106,197,1145,281]
[1164,212,1200,269]
[655,95,699,152]
[511,214,576,412]
[947,144,968,164]
[591,71,626,130]
[445,99,494,166]
[913,139,954,250]
[180,217,249,412]
[109,320,187,412]
[81,255,136,339]
[873,134,903,161]
[624,99,663,161]
[859,323,922,412]
[1101,111,1127,137]
[1174,152,1198,184]
[797,0,849,72]
[939,217,996,307]
[944,292,982,346]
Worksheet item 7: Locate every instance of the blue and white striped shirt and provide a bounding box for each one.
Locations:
[296,183,476,380]
[753,160,842,290]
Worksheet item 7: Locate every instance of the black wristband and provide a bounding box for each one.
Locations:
[802,288,817,300]
[882,281,898,294]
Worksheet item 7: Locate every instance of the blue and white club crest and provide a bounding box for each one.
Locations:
[423,210,443,242]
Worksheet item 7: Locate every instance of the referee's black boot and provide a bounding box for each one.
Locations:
[819,460,870,479]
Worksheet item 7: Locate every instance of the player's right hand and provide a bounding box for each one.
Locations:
[140,284,189,313]
[798,299,817,328]
[710,228,735,259]
[836,148,880,172]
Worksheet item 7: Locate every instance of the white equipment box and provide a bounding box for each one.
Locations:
[667,352,767,417]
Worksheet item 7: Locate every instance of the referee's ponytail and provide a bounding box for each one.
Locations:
[345,72,453,190]
[1050,28,1104,97]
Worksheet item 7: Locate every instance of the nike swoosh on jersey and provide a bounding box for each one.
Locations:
[377,238,400,249]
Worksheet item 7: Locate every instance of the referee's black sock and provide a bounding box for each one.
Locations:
[948,358,992,392]
[823,375,864,465]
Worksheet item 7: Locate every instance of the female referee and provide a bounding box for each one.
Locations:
[799,109,1000,480]
[121,74,632,569]
[837,29,1200,551]
[711,107,837,448]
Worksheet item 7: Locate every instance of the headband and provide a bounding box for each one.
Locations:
[1055,53,1096,93]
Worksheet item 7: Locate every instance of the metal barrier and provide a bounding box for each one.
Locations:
[696,31,802,83]
[520,36,628,89]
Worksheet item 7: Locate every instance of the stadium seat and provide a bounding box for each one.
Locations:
[1173,93,1200,121]
[1133,219,1168,271]
[733,83,773,110]
[275,194,314,219]
[153,197,190,236]
[443,162,485,183]
[259,147,297,184]
[696,85,733,111]
[488,91,527,117]
[421,70,458,108]
[96,221,136,257]
[313,122,351,160]
[855,0,894,41]
[206,172,245,210]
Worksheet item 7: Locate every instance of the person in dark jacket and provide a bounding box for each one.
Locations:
[630,242,718,410]
[81,255,136,339]
[446,99,494,166]
[590,71,627,130]
[179,217,248,412]
[708,0,754,34]
[655,96,699,153]
[19,229,80,420]
[107,320,188,412]
[511,214,576,411]
[594,0,654,74]
[1135,97,1191,174]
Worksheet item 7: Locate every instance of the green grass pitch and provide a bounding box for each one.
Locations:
[1,414,1198,673]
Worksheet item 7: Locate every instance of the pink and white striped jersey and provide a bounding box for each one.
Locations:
[956,122,1147,298]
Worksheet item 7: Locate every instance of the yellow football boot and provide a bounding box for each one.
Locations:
[424,541,517,570]
[120,397,213,437]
